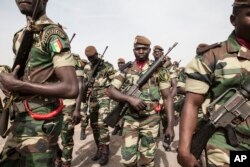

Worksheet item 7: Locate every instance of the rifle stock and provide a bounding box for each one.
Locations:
[104,42,178,127]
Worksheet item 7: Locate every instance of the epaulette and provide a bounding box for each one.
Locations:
[196,42,221,55]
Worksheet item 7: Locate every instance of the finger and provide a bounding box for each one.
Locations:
[12,65,20,75]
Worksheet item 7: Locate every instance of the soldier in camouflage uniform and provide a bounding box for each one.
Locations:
[178,1,250,166]
[112,58,126,136]
[80,59,91,140]
[55,54,84,167]
[107,35,174,167]
[0,0,78,166]
[152,45,177,136]
[84,45,115,166]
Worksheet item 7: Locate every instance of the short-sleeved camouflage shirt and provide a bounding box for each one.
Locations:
[84,60,115,98]
[13,14,75,83]
[185,32,250,150]
[111,60,171,116]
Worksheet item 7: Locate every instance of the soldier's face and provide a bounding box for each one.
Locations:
[133,44,151,61]
[15,0,45,17]
[153,49,163,61]
[231,7,250,42]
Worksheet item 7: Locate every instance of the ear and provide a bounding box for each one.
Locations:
[148,48,151,54]
[230,14,236,26]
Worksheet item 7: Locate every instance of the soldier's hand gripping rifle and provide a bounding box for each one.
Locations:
[0,0,41,138]
[190,80,250,159]
[104,42,178,127]
[82,46,108,102]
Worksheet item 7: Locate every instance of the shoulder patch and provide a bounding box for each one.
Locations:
[196,42,221,55]
[42,25,66,44]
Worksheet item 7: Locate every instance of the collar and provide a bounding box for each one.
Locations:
[227,31,250,60]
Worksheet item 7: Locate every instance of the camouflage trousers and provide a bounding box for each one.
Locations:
[59,104,76,164]
[80,106,89,131]
[121,113,160,167]
[0,112,63,167]
[89,97,110,145]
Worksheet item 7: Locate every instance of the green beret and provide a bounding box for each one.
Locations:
[85,45,97,57]
[118,58,125,63]
[134,35,151,46]
[233,0,250,7]
[153,45,164,51]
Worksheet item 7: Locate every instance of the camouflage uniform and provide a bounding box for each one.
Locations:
[159,64,178,131]
[0,15,74,167]
[57,54,85,166]
[80,63,91,138]
[84,60,114,161]
[173,68,186,114]
[111,60,171,167]
[185,32,250,166]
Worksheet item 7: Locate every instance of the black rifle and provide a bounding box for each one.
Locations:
[190,80,250,159]
[69,33,76,43]
[104,42,178,127]
[82,46,108,102]
[0,0,41,138]
[119,61,133,72]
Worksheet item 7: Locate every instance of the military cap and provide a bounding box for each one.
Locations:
[153,45,164,51]
[85,45,97,57]
[117,58,125,63]
[134,35,151,46]
[233,0,250,7]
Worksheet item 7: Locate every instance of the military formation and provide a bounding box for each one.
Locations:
[0,0,250,167]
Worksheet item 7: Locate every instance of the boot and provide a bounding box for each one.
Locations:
[99,144,109,166]
[80,128,87,140]
[112,125,120,135]
[92,144,102,161]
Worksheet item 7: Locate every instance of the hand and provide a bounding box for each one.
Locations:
[72,110,81,125]
[0,65,20,92]
[177,149,201,167]
[165,126,175,143]
[128,96,147,111]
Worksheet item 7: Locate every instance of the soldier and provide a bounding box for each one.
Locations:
[0,0,78,166]
[111,58,126,136]
[106,35,174,167]
[84,45,115,166]
[178,1,250,166]
[55,54,84,167]
[80,59,91,141]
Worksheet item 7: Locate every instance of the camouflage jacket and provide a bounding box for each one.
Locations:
[84,60,114,99]
[13,14,74,84]
[111,60,171,117]
[185,32,250,148]
[63,54,84,106]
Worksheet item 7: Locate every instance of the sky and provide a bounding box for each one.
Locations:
[1,0,233,69]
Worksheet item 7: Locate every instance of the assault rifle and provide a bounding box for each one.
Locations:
[82,46,108,102]
[119,61,133,72]
[0,0,41,138]
[190,80,250,159]
[104,42,178,127]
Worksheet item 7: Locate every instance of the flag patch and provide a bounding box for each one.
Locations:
[51,38,63,53]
